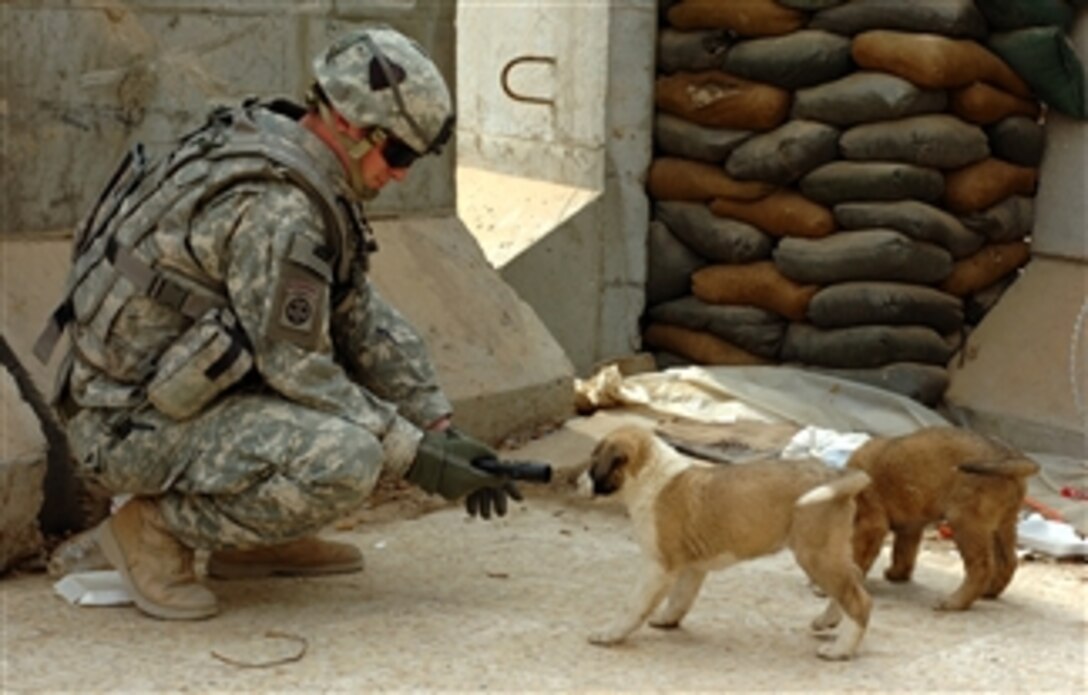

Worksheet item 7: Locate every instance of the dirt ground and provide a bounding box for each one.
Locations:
[2,414,1086,692]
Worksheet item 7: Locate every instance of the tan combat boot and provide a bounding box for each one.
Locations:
[206,536,364,579]
[96,498,218,620]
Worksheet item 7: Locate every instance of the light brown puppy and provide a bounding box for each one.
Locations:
[584,425,872,660]
[847,426,1040,611]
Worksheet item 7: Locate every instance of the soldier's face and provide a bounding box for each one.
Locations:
[359,143,410,190]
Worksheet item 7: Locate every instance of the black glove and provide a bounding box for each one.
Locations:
[405,429,523,519]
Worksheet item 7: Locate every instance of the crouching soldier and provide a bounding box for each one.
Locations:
[36,26,522,620]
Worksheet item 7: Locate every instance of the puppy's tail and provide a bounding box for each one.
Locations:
[797,470,871,507]
[959,456,1040,479]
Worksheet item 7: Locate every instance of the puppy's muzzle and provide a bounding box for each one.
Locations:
[575,468,619,497]
[592,476,618,496]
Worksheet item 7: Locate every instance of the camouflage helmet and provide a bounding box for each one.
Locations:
[312,25,454,156]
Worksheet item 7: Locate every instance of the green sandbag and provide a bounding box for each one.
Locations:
[839,114,990,170]
[988,27,1087,118]
[656,201,773,263]
[774,229,953,285]
[811,0,987,39]
[807,281,964,333]
[834,200,984,259]
[647,220,706,306]
[654,114,753,164]
[657,28,731,73]
[778,0,844,9]
[800,161,945,205]
[987,115,1047,166]
[792,72,948,126]
[782,323,955,368]
[725,119,840,186]
[646,295,786,358]
[723,30,853,90]
[975,0,1075,31]
[959,196,1034,243]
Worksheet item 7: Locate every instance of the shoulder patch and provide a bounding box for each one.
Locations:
[268,261,328,350]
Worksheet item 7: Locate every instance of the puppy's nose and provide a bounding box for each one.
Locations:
[591,476,617,496]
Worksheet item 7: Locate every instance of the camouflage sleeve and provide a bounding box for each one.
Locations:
[331,267,452,429]
[188,183,423,473]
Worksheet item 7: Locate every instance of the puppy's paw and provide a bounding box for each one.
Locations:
[587,627,630,646]
[934,597,971,612]
[816,643,854,661]
[648,618,681,630]
[884,567,913,583]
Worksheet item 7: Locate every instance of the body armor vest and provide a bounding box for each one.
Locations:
[36,100,367,415]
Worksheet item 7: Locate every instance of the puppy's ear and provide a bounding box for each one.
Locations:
[590,440,628,478]
[605,448,629,475]
[589,438,633,495]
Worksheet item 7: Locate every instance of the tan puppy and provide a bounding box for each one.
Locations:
[848,426,1040,611]
[584,425,872,660]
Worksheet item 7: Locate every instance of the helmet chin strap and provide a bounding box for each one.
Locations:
[317,101,380,200]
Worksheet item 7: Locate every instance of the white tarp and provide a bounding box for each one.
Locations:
[577,365,949,435]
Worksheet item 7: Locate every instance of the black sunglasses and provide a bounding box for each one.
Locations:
[381,136,421,169]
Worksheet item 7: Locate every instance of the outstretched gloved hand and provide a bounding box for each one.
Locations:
[405,428,523,519]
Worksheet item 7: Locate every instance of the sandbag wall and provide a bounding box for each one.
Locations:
[644,0,1087,405]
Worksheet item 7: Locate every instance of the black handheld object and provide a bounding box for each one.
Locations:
[472,458,553,484]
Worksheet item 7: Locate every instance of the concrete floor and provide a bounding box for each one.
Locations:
[3,410,1086,691]
[3,487,1086,691]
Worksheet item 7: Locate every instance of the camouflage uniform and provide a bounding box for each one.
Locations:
[61,102,450,551]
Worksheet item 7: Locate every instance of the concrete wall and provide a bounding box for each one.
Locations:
[456,0,654,375]
[1,0,456,233]
[1,356,46,570]
[0,1,574,451]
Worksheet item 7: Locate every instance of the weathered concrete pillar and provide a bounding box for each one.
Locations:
[944,10,1088,456]
[1,345,46,572]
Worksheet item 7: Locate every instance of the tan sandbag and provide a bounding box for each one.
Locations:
[667,0,805,36]
[944,158,1038,213]
[852,30,1031,98]
[709,191,835,238]
[951,82,1040,125]
[692,261,818,320]
[648,158,775,202]
[643,324,769,366]
[939,241,1030,296]
[655,71,792,130]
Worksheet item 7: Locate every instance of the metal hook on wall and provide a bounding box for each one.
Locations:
[500,55,557,107]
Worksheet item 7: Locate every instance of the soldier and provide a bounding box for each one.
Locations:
[38,26,522,620]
